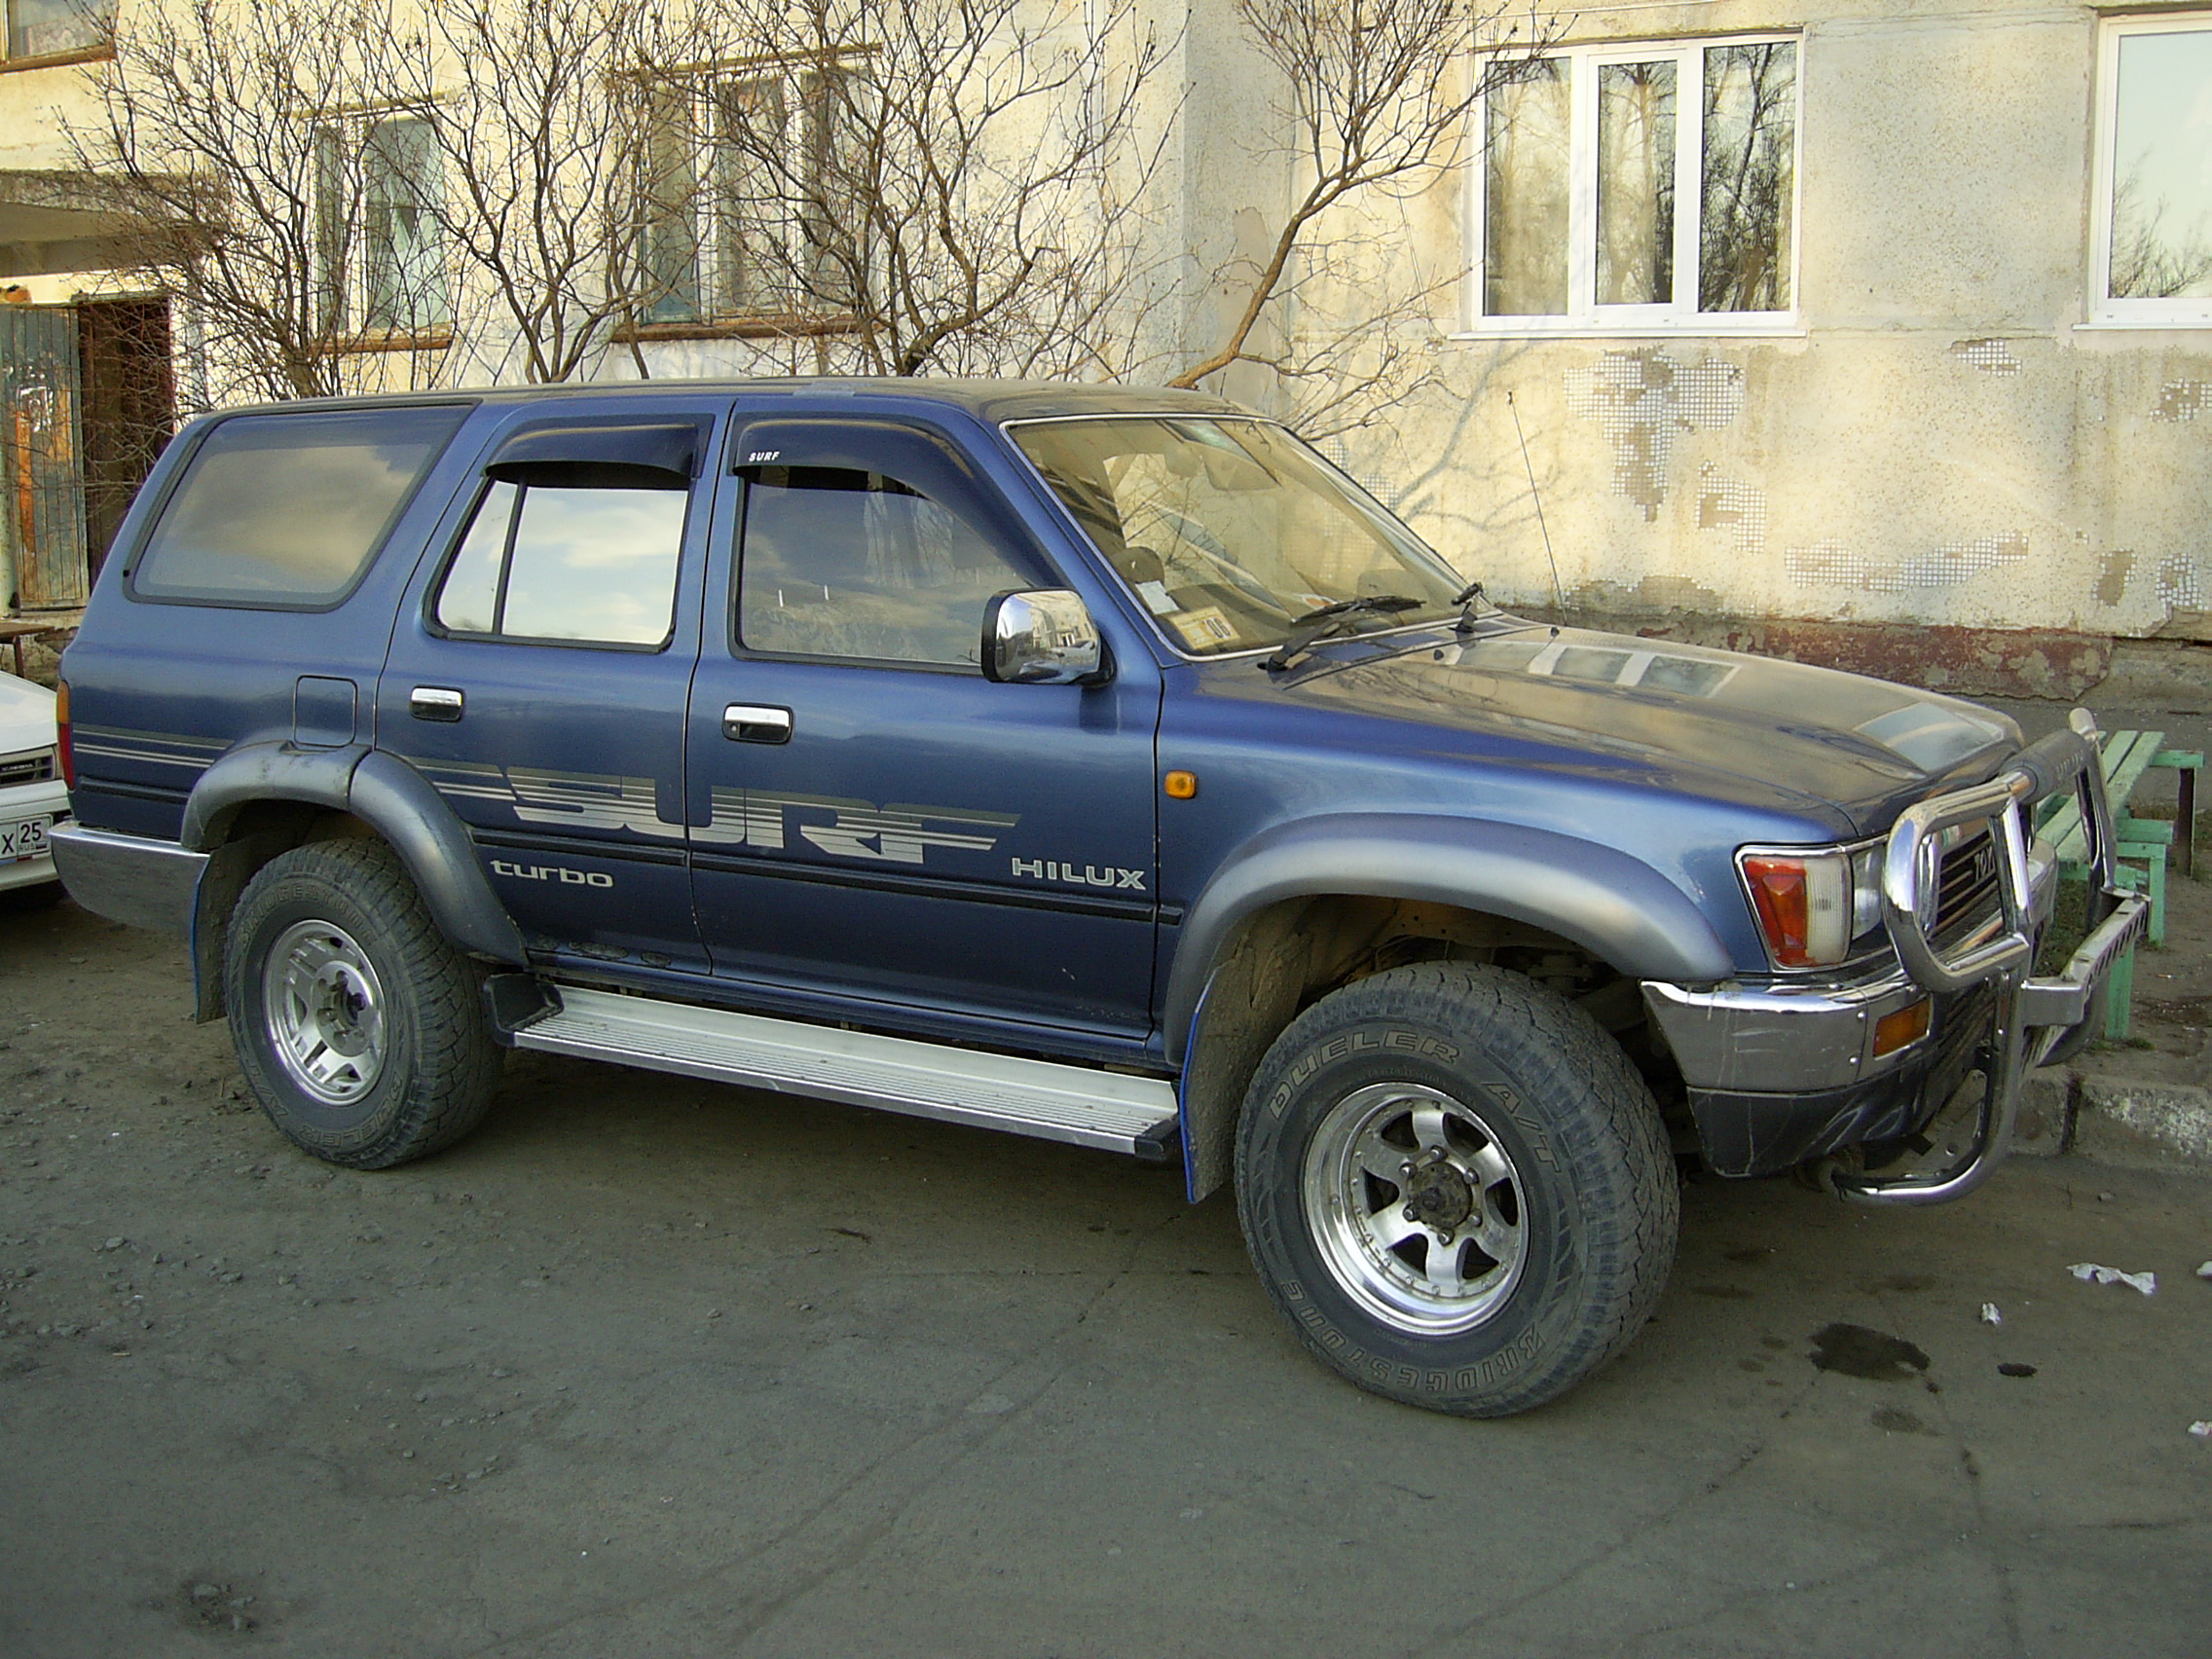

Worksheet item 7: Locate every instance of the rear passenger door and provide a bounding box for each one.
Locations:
[378,405,722,973]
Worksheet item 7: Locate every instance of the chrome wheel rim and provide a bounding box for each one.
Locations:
[1302,1082,1528,1336]
[261,919,387,1106]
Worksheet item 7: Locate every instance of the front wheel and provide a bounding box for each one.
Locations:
[1235,962,1678,1417]
[224,838,501,1168]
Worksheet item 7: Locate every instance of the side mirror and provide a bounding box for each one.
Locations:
[980,589,1108,684]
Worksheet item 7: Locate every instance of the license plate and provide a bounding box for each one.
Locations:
[0,815,50,862]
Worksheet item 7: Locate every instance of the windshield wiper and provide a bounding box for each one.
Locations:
[1453,579,1491,633]
[1262,594,1426,672]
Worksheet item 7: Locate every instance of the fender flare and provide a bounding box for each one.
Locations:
[1164,812,1733,1069]
[1163,813,1735,1201]
[181,741,528,968]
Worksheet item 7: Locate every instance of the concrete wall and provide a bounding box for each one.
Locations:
[7,0,2212,655]
[1325,1,2212,648]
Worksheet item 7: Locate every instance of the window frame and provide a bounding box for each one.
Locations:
[3,0,114,64]
[2086,12,2212,329]
[313,107,455,348]
[634,60,866,334]
[425,475,691,655]
[1458,31,1805,340]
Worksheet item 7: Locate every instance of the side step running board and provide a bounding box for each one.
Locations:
[502,982,1181,1160]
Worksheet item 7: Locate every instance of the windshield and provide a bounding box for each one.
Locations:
[1010,417,1465,657]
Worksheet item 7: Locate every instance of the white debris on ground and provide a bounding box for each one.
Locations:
[2197,1261,2212,1282]
[2068,1263,2157,1295]
[1980,1303,2002,1325]
[2191,1422,2212,1440]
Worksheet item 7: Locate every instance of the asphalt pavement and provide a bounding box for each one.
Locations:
[2,892,2208,1658]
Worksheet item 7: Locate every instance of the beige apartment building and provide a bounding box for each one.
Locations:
[1,0,2208,696]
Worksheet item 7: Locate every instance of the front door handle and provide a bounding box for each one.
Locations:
[410,686,464,722]
[722,704,793,744]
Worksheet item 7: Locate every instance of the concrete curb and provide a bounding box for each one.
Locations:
[2012,1072,2075,1158]
[2073,1073,2212,1169]
[2012,1068,2212,1169]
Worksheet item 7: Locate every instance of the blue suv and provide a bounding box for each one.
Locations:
[49,380,2144,1415]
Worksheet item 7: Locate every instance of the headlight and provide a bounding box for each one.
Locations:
[1740,839,1890,970]
[1739,848,1852,968]
[1850,843,1884,938]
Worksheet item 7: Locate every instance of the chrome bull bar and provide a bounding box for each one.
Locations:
[1830,711,2150,1206]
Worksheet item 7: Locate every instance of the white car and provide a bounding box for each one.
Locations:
[0,667,68,900]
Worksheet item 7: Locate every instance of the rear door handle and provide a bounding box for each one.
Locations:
[722,704,793,744]
[410,686,464,722]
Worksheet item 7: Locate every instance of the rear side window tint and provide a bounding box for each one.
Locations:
[434,479,686,647]
[131,405,468,607]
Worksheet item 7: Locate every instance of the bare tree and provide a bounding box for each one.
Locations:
[1171,0,1557,435]
[67,0,442,408]
[694,0,1179,380]
[2109,166,2212,301]
[393,0,717,384]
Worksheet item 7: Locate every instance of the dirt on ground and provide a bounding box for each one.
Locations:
[3,886,2211,1658]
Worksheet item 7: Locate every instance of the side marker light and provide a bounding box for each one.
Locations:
[1872,999,1933,1058]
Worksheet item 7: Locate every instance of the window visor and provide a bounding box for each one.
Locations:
[485,418,708,491]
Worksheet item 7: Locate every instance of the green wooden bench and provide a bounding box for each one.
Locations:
[2033,729,2202,1039]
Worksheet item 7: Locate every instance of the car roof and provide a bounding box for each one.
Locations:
[203,378,1251,428]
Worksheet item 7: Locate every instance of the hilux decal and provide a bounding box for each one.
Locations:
[1011,858,1147,891]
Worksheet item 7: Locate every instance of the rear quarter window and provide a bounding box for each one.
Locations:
[129,404,469,608]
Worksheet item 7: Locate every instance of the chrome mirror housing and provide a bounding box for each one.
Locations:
[981,589,1107,684]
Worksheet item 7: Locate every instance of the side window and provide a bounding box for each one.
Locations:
[738,465,1033,666]
[434,478,687,647]
[131,405,468,607]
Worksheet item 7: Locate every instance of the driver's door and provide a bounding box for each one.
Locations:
[684,415,1161,1041]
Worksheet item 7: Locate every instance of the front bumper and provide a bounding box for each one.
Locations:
[1645,974,2004,1178]
[1643,713,2149,1202]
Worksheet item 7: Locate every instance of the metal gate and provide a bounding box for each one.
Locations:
[0,306,88,611]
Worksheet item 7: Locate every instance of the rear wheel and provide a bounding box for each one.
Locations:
[224,838,500,1168]
[1235,961,1678,1416]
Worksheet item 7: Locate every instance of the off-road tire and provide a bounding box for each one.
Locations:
[1235,961,1678,1417]
[224,838,501,1168]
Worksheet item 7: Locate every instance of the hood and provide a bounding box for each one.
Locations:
[0,669,56,751]
[1276,623,2020,835]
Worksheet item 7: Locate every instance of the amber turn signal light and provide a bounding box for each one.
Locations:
[1871,999,1932,1058]
[1163,770,1198,799]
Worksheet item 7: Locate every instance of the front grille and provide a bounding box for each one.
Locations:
[0,749,55,789]
[1932,824,2003,946]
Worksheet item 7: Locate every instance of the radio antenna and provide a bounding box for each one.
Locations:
[1507,390,1567,631]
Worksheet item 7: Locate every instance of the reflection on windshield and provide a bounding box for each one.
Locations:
[1012,417,1464,656]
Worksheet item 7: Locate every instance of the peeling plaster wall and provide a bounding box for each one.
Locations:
[4,0,2207,649]
[1346,1,2212,645]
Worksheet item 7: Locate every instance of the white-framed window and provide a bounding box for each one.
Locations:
[639,67,861,327]
[1465,35,1800,336]
[2089,14,2212,327]
[314,112,451,338]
